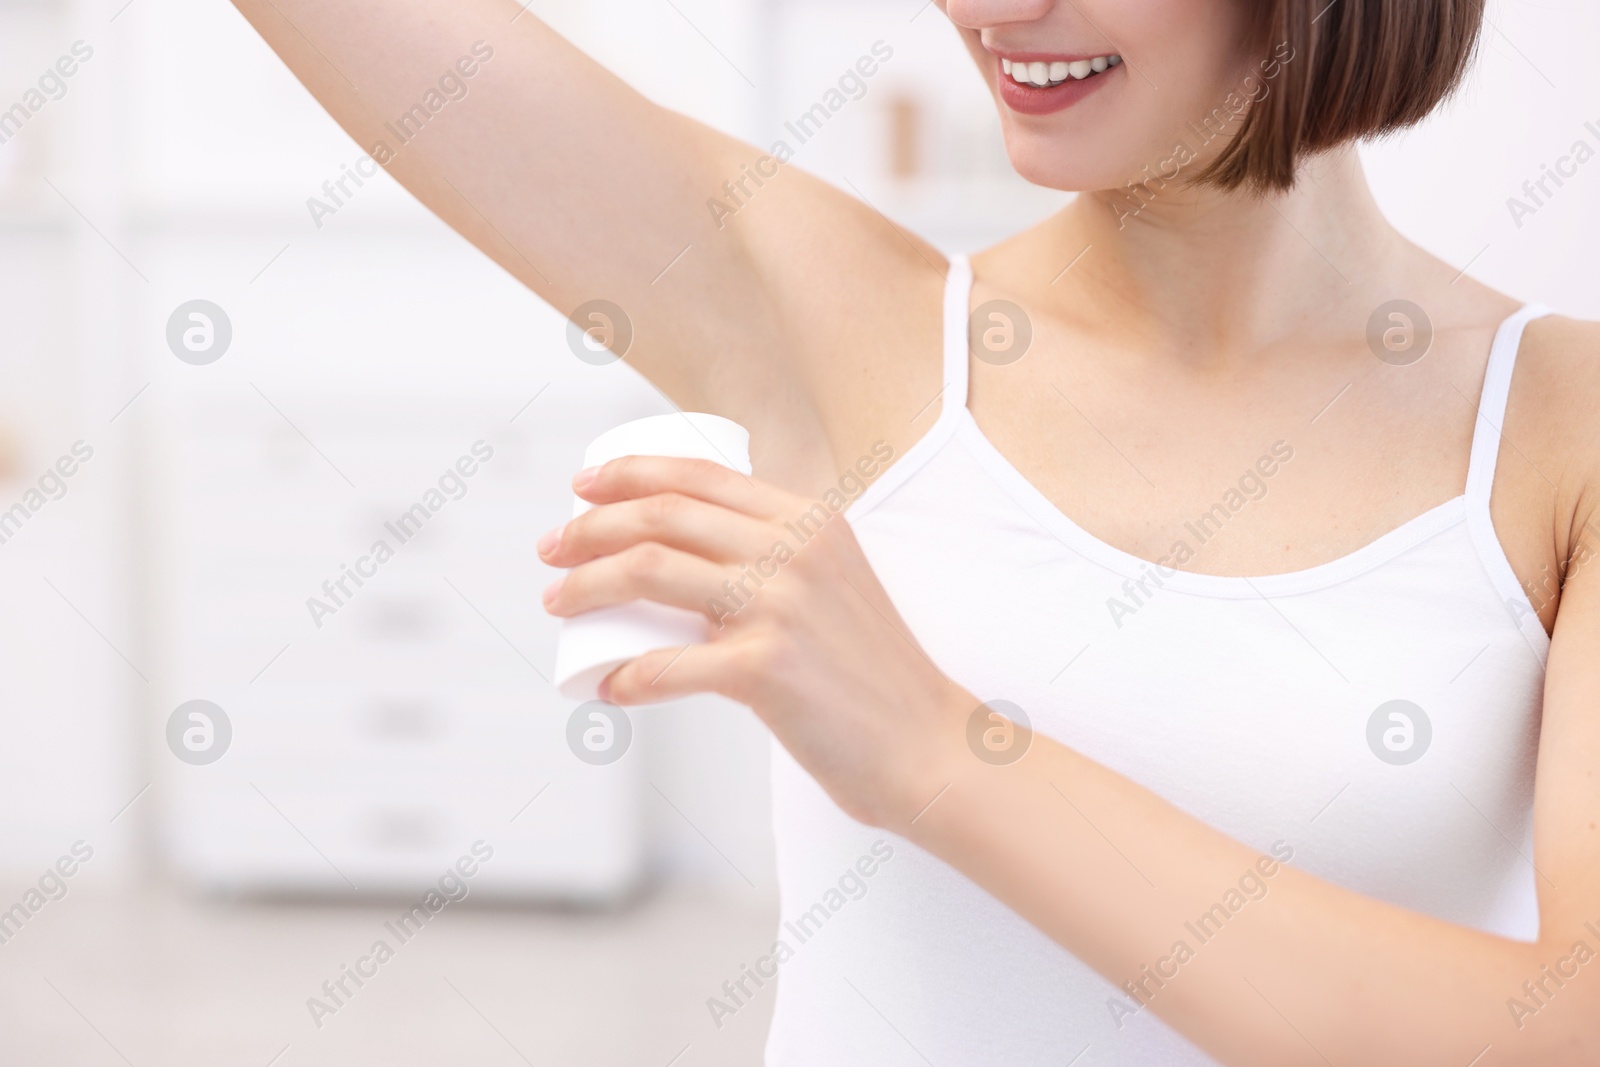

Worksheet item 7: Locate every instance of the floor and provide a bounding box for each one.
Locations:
[0,881,778,1066]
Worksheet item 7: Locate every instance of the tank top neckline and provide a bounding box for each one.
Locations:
[847,253,1554,653]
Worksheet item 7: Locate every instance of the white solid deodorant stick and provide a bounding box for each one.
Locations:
[551,413,752,700]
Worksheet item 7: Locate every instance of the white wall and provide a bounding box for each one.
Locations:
[1362,0,1600,316]
[0,0,142,882]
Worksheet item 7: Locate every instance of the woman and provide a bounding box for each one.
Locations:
[230,0,1600,1062]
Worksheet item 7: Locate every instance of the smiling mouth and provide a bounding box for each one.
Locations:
[1000,54,1121,89]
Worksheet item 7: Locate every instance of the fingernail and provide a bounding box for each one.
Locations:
[541,577,563,606]
[572,466,599,490]
[537,525,563,556]
[596,674,612,701]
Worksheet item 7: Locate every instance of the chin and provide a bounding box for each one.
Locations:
[1002,137,1128,193]
[997,116,1176,195]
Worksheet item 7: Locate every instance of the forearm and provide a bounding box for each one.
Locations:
[901,720,1600,1066]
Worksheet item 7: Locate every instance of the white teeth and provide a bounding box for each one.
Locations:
[1002,54,1121,87]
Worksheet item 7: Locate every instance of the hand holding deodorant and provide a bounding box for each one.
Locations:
[551,413,753,700]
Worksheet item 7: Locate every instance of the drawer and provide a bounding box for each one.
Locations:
[165,763,643,899]
[198,684,575,774]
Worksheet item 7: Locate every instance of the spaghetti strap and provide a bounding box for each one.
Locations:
[940,254,974,419]
[1465,304,1554,505]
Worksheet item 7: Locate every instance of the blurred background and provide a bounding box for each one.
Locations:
[0,0,1594,1063]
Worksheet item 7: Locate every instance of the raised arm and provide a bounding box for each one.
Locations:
[225,1,945,489]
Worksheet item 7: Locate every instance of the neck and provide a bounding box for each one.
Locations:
[1053,148,1405,367]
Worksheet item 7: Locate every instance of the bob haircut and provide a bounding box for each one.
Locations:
[1199,0,1486,192]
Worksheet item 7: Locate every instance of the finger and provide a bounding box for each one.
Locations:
[600,640,756,706]
[544,541,730,618]
[540,492,773,568]
[575,455,782,519]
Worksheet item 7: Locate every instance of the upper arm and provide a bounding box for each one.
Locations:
[227,0,938,485]
[1523,318,1600,936]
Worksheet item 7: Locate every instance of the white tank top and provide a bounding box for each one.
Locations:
[762,255,1552,1065]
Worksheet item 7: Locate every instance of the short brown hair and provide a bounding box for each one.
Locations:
[1200,0,1486,191]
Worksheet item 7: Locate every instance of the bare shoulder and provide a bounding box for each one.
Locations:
[1394,247,1597,623]
[1498,313,1600,622]
[1512,314,1600,476]
[1518,313,1600,368]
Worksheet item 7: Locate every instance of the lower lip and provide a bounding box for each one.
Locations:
[996,63,1117,116]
